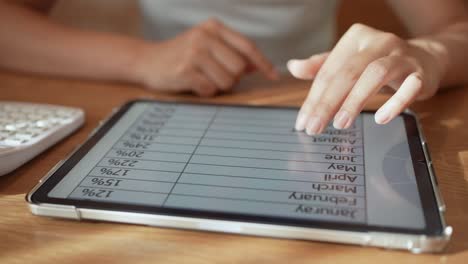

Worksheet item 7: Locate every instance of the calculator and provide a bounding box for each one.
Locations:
[0,101,85,176]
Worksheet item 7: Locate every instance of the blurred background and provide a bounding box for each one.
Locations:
[49,0,409,41]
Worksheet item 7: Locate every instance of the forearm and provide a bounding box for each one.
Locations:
[409,21,468,88]
[0,1,146,83]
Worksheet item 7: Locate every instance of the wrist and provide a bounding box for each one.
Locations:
[121,40,155,86]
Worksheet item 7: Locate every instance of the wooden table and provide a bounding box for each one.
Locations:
[1,71,467,263]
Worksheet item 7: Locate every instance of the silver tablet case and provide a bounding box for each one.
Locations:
[25,109,452,253]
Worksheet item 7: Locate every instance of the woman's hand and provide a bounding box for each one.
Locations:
[133,19,278,97]
[288,23,445,135]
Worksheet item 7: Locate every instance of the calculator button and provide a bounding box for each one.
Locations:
[5,124,17,131]
[26,128,43,134]
[59,118,75,124]
[36,120,51,128]
[3,138,26,146]
[14,133,33,141]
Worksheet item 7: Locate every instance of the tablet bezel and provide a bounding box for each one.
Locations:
[28,99,444,236]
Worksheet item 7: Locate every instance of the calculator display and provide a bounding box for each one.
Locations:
[48,102,425,229]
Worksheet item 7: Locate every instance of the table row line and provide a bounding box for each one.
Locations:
[69,186,365,222]
[99,156,364,174]
[130,120,362,136]
[133,124,362,138]
[83,173,365,195]
[115,139,363,155]
[107,148,364,164]
[92,166,364,184]
[136,114,362,130]
[124,129,363,145]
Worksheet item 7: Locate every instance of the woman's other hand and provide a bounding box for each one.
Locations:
[134,19,278,97]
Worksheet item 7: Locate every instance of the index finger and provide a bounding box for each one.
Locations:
[216,23,279,80]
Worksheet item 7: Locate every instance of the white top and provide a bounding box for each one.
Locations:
[139,0,339,72]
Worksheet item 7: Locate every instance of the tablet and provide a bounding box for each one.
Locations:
[27,100,451,253]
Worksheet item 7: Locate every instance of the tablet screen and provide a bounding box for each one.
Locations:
[47,102,426,229]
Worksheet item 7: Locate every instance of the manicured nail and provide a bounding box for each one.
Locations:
[287,59,303,77]
[375,107,391,124]
[287,59,299,71]
[305,116,322,135]
[295,112,308,131]
[333,110,351,129]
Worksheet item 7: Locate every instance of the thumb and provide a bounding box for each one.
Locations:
[287,52,329,80]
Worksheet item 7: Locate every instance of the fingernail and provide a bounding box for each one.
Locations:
[333,110,351,129]
[286,59,302,75]
[305,116,322,135]
[375,107,391,124]
[287,59,298,70]
[295,112,308,131]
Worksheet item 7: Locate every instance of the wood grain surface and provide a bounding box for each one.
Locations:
[1,70,467,264]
